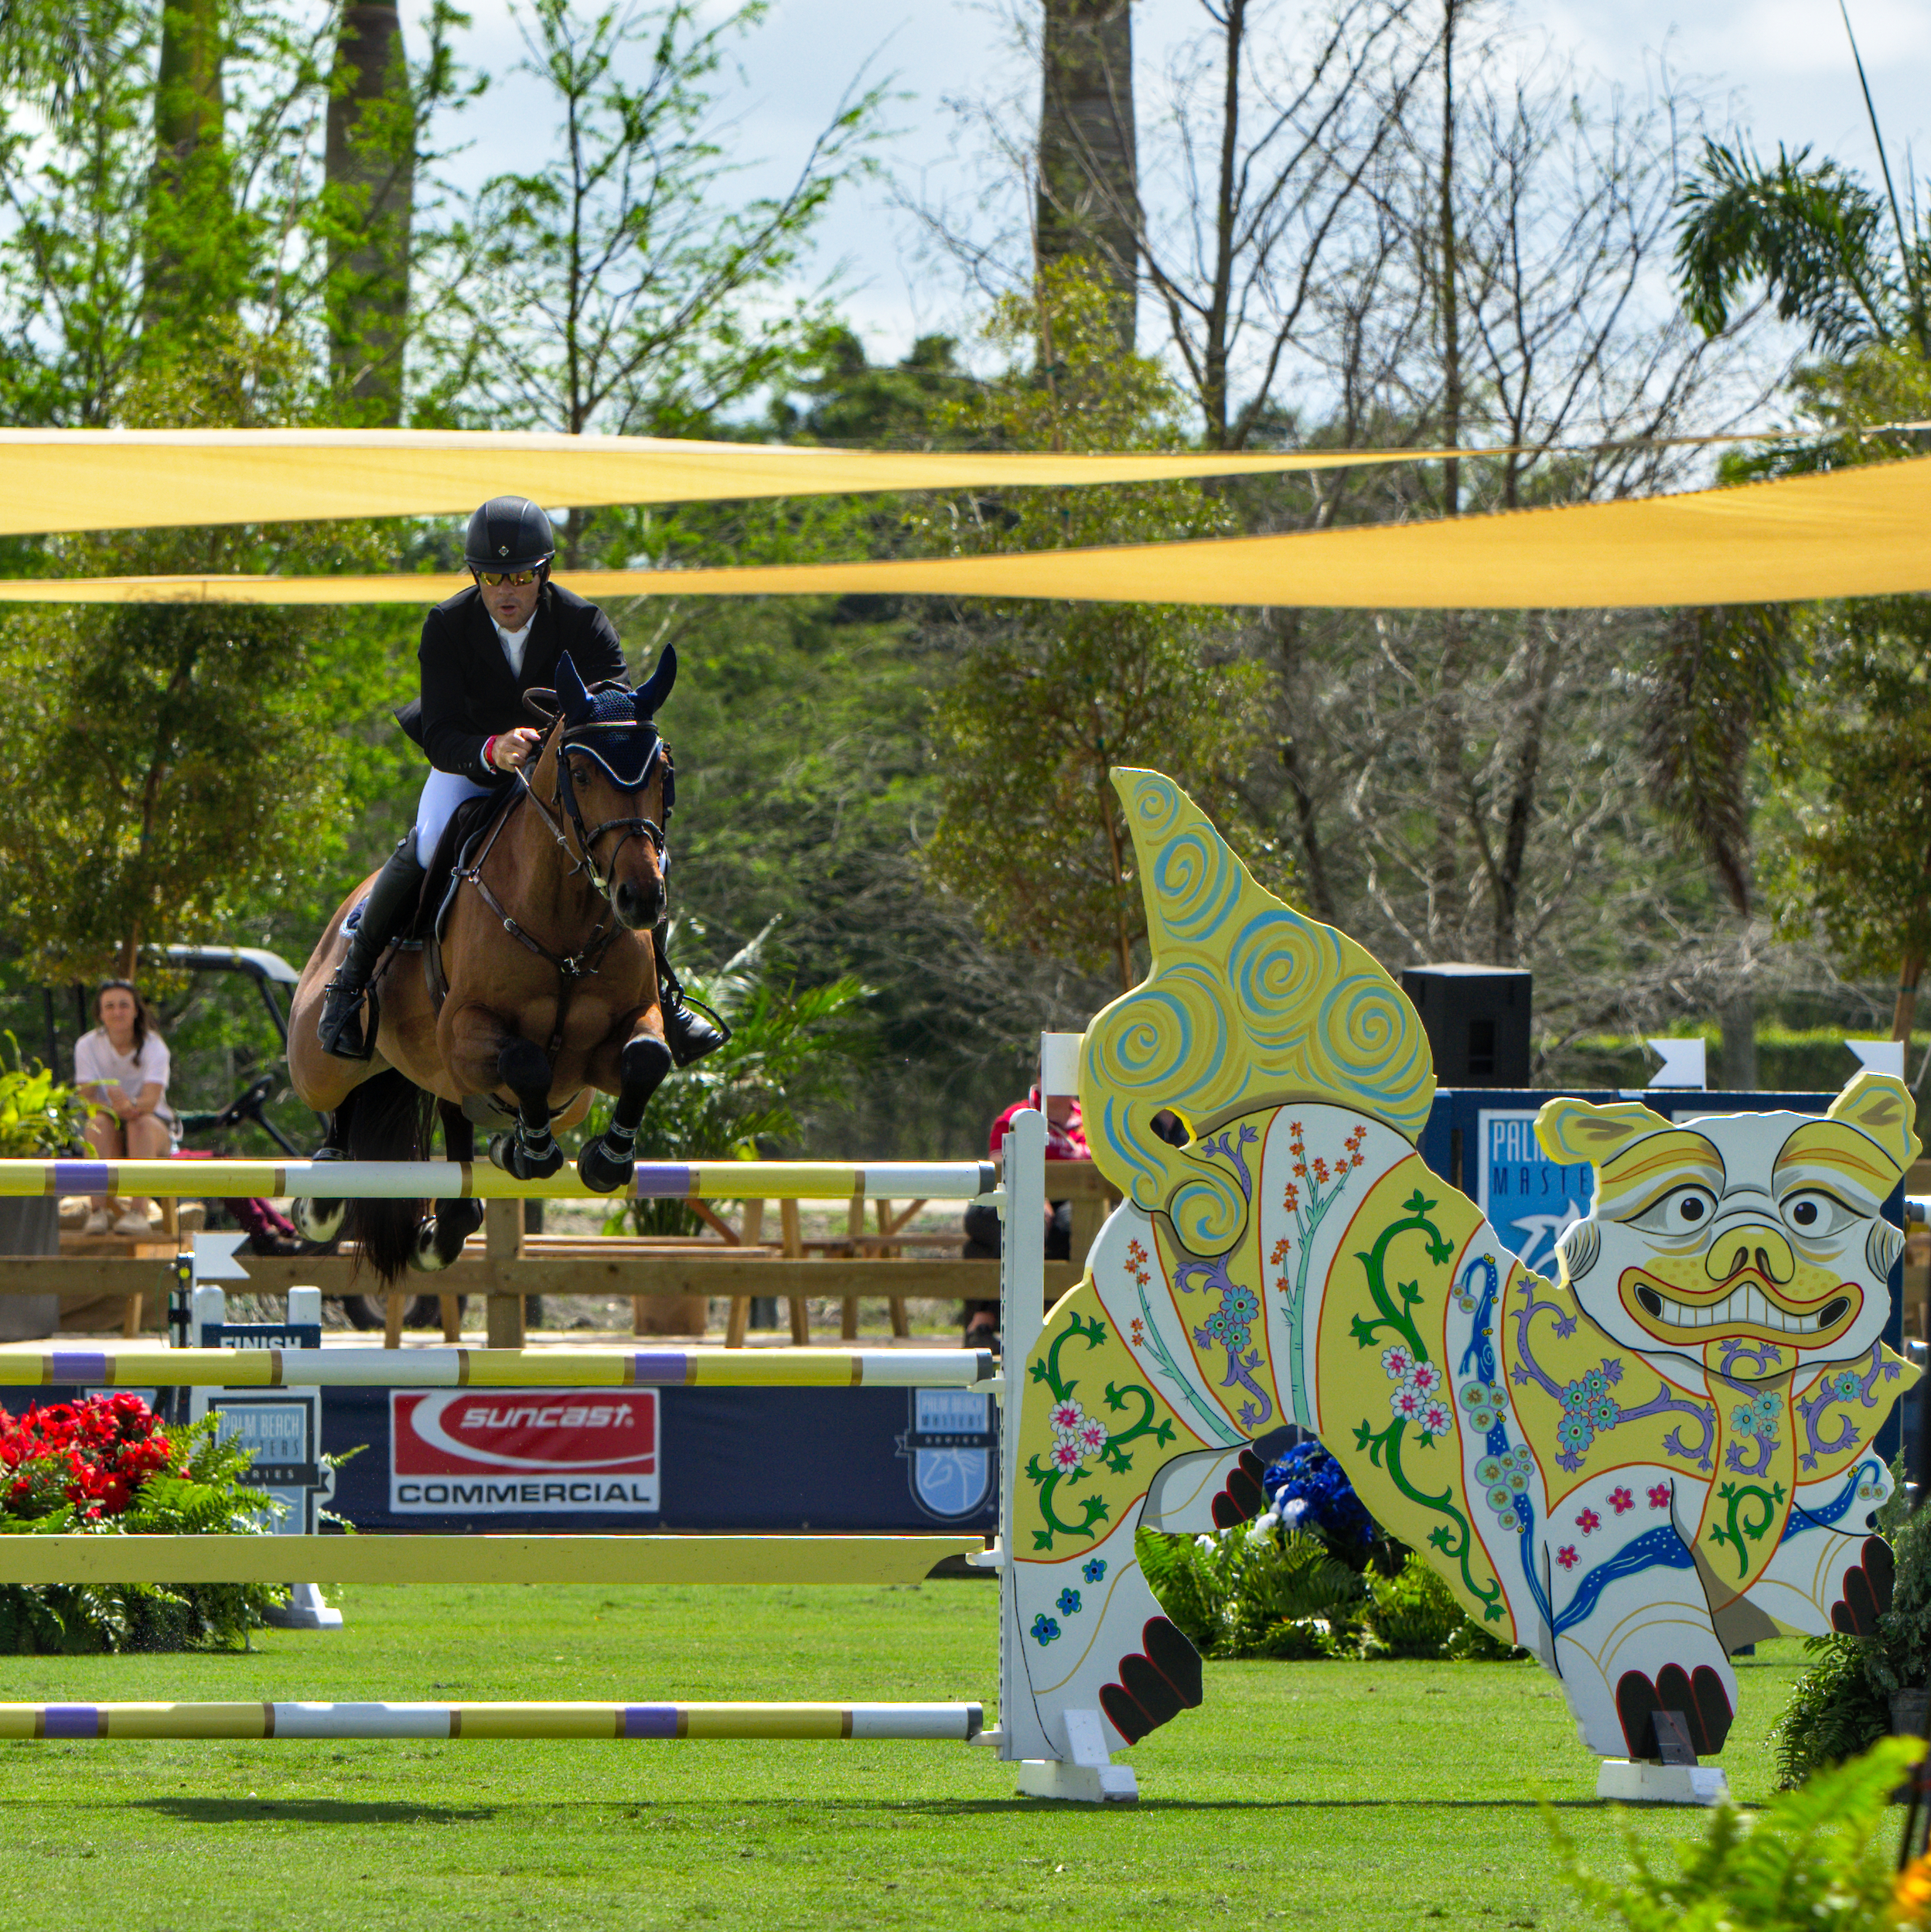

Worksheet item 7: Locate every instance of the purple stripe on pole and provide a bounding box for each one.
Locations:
[629,1165,692,1199]
[50,1353,107,1385]
[623,1705,679,1739]
[628,1353,689,1386]
[52,1162,111,1196]
[43,1706,101,1739]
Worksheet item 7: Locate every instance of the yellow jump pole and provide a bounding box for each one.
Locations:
[0,1701,985,1742]
[0,1158,998,1200]
[0,1347,998,1391]
[0,1534,984,1589]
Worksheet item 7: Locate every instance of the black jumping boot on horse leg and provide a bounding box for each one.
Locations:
[653,923,728,1068]
[318,837,427,1060]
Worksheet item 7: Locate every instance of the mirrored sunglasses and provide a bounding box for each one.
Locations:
[475,568,541,588]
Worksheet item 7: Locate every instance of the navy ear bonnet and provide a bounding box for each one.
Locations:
[555,646,676,797]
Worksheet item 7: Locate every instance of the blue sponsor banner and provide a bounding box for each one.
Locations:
[1474,1107,1595,1278]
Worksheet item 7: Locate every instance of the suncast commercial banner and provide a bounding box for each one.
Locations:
[389,1388,660,1515]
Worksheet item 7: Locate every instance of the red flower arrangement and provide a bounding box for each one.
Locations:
[0,1392,174,1522]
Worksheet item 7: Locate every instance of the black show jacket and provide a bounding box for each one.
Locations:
[397,582,629,784]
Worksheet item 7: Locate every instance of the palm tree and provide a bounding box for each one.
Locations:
[1675,7,1928,362]
[1665,9,1931,1053]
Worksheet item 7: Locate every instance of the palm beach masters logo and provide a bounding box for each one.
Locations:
[896,1389,998,1521]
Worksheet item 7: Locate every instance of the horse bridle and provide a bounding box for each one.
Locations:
[518,721,674,900]
[558,729,672,896]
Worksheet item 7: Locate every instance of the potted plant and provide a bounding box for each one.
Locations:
[0,1036,87,1339]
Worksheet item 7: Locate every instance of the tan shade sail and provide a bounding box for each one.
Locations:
[0,425,1465,537]
[0,450,1924,609]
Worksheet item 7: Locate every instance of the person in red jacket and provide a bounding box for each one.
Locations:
[959,1087,1089,1347]
[959,1095,1188,1347]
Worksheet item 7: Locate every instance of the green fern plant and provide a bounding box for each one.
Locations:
[0,1411,292,1653]
[1551,1737,1915,1931]
[1136,1522,1366,1658]
[1770,1463,1929,1786]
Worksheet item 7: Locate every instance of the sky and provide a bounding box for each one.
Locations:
[407,0,1931,364]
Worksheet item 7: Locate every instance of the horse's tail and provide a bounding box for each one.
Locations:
[340,1070,436,1285]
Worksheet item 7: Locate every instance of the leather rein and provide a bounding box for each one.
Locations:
[443,721,671,1059]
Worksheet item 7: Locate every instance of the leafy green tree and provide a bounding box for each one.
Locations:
[321,1,418,421]
[921,265,1270,995]
[428,0,882,563]
[1762,603,1931,1041]
[0,340,406,983]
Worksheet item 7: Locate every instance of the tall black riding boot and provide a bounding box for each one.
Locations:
[317,836,427,1060]
[653,923,728,1068]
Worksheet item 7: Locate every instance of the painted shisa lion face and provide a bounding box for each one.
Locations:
[1543,1094,1907,1381]
[998,769,1919,1778]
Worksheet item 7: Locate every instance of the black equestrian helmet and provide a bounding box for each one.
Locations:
[464,496,556,571]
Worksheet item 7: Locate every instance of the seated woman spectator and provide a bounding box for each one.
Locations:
[73,981,172,1238]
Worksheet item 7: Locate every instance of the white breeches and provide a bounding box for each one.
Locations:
[413,768,494,866]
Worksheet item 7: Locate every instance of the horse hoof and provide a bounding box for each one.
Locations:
[578,1136,634,1194]
[487,1132,565,1182]
[292,1197,346,1244]
[408,1219,450,1273]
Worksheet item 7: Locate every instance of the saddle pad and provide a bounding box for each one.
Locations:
[412,785,517,939]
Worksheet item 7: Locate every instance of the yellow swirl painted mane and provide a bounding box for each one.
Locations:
[1080,769,1435,1255]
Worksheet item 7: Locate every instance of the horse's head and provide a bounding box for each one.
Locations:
[533,647,677,931]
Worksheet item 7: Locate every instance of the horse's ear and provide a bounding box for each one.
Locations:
[635,642,677,719]
[556,652,593,723]
[522,688,559,723]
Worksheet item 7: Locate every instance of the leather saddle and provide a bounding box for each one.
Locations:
[418,786,521,1009]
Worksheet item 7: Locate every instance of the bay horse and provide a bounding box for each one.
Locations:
[288,650,679,1280]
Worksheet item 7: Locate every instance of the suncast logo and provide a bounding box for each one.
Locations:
[390,1388,660,1514]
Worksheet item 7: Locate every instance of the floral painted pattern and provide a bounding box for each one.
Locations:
[1458,1377,1507,1434]
[1023,1309,1177,1551]
[1056,1588,1083,1617]
[1387,1357,1454,1443]
[1647,1483,1671,1509]
[1575,1508,1601,1534]
[1557,1545,1579,1571]
[1609,1487,1634,1514]
[1476,1445,1534,1532]
[1030,1613,1060,1647]
[1726,1386,1784,1476]
[1081,1558,1107,1585]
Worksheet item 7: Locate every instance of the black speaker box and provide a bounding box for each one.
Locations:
[1400,964,1532,1087]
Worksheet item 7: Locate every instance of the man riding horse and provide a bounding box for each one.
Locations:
[316,494,722,1070]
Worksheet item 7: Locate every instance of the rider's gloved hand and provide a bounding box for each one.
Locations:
[487,728,543,773]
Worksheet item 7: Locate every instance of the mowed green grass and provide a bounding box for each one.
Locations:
[0,1582,1811,1931]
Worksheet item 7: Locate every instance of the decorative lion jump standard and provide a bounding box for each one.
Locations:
[0,767,1915,1806]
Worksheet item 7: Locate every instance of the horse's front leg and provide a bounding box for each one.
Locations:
[446,1002,565,1181]
[411,1101,487,1272]
[578,1010,674,1193]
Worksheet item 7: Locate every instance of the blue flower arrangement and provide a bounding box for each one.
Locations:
[1261,1439,1380,1562]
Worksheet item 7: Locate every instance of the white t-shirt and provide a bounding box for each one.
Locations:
[73,1028,172,1121]
[496,617,534,679]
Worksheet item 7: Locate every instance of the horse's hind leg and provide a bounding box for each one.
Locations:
[291,1102,353,1245]
[411,1101,487,1272]
[579,1020,674,1193]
